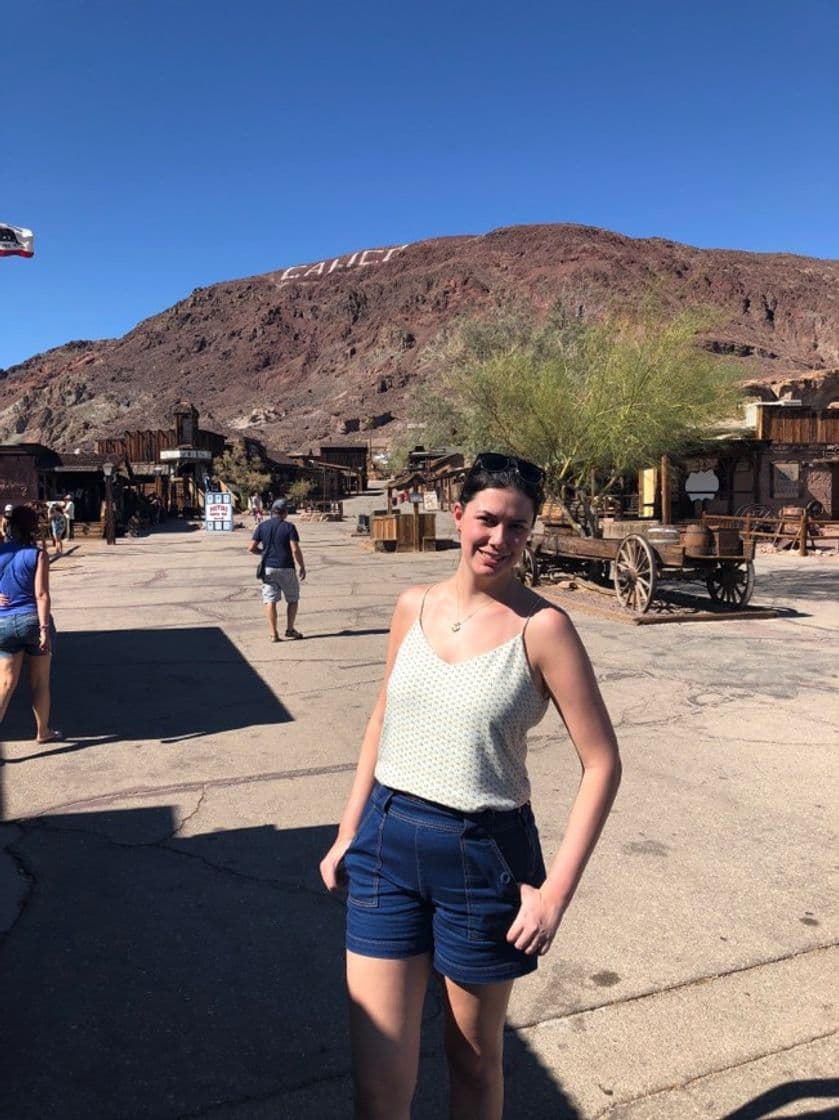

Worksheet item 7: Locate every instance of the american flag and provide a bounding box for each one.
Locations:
[0,222,34,258]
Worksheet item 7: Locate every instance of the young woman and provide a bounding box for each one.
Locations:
[320,453,621,1120]
[48,500,66,556]
[0,505,61,743]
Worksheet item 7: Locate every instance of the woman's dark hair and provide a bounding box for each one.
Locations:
[9,505,39,544]
[458,453,545,523]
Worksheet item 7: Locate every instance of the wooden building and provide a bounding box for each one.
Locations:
[638,404,839,522]
[314,443,368,492]
[0,445,124,524]
[0,444,60,507]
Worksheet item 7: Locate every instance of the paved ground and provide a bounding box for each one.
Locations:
[1,496,837,1119]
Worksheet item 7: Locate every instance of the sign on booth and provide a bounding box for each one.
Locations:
[205,492,234,532]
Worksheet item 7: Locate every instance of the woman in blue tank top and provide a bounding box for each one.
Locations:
[0,505,60,743]
[321,454,622,1119]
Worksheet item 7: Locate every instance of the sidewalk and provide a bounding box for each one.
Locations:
[1,497,836,1118]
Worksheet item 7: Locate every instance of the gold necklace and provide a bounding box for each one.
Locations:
[451,580,495,632]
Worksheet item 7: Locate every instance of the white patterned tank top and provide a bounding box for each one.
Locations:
[374,598,550,812]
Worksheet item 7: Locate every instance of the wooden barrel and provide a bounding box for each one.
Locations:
[683,522,712,556]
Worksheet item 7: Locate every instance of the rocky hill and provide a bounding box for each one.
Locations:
[2,224,838,451]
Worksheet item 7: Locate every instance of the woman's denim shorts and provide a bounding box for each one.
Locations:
[0,611,51,659]
[344,782,547,985]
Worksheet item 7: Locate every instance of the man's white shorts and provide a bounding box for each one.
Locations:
[261,567,300,604]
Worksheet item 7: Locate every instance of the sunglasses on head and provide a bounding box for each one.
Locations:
[471,452,545,486]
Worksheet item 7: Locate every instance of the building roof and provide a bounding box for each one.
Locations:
[54,451,116,469]
[316,442,368,451]
[0,443,55,456]
[264,450,299,467]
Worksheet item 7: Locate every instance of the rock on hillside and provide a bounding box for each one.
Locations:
[1,224,837,450]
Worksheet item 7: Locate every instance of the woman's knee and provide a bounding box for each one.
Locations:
[353,1071,414,1119]
[445,1029,504,1089]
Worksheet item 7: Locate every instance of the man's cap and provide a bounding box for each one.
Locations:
[3,504,13,514]
[271,498,289,512]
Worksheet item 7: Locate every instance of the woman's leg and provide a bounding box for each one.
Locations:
[442,976,515,1120]
[0,651,24,724]
[27,652,54,740]
[346,950,432,1120]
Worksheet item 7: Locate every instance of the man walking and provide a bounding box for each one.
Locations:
[63,494,75,540]
[248,498,306,641]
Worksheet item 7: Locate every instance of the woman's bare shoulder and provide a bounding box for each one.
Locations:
[392,583,434,622]
[523,595,581,650]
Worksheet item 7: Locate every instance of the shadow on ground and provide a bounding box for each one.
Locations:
[0,806,580,1119]
[750,564,839,604]
[1,626,291,760]
[722,1078,839,1118]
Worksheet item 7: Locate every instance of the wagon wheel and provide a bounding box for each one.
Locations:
[516,546,540,587]
[705,560,755,607]
[613,535,657,613]
[735,503,776,532]
[735,503,774,519]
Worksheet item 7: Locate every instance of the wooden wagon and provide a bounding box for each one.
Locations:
[519,517,756,613]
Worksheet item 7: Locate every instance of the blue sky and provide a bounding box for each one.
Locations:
[3,0,837,370]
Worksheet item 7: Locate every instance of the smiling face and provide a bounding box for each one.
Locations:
[453,485,535,580]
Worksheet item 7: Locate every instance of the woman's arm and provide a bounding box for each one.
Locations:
[507,606,622,955]
[319,585,425,895]
[34,548,52,651]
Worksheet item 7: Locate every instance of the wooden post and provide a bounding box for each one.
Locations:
[413,500,420,551]
[799,507,808,556]
[386,486,393,514]
[660,455,672,525]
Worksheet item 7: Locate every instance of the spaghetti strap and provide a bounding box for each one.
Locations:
[418,585,433,622]
[521,599,543,637]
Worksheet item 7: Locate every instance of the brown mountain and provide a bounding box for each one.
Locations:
[2,224,837,451]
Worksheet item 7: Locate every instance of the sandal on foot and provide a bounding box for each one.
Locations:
[285,628,303,640]
[37,730,64,744]
[270,634,281,643]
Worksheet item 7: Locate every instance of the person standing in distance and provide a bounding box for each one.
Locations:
[47,501,66,556]
[63,494,76,541]
[248,498,306,641]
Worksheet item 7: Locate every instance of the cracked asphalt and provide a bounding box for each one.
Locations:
[1,499,837,1119]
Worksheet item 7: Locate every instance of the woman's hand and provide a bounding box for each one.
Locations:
[319,834,353,899]
[0,594,9,608]
[38,626,51,653]
[506,883,567,956]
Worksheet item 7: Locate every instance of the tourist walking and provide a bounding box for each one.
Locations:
[1,504,13,542]
[248,492,264,524]
[0,505,61,743]
[320,453,621,1119]
[248,498,306,641]
[47,501,66,556]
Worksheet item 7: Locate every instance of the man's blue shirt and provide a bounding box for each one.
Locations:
[252,518,299,568]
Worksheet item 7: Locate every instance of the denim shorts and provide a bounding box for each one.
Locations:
[0,611,52,658]
[344,782,547,985]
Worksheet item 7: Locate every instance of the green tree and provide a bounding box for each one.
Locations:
[214,440,271,509]
[287,478,315,505]
[418,301,743,531]
[379,433,416,477]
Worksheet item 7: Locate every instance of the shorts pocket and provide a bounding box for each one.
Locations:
[345,804,385,910]
[461,823,532,945]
